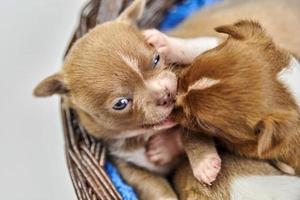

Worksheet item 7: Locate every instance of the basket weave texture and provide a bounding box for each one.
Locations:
[61,1,180,199]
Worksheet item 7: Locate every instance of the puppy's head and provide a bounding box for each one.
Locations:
[173,20,290,143]
[33,0,177,139]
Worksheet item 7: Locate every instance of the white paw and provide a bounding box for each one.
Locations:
[146,135,174,165]
[146,129,183,166]
[192,155,221,185]
[143,29,170,56]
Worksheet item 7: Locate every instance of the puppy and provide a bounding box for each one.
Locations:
[171,20,300,175]
[34,1,179,199]
[33,0,222,199]
[145,0,300,199]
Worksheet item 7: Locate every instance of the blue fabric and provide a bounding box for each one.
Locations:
[160,0,221,31]
[105,161,138,200]
[104,1,222,199]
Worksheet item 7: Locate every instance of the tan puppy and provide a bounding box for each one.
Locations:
[34,1,178,199]
[170,20,300,175]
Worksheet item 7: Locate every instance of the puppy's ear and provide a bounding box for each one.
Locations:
[255,110,298,157]
[215,20,264,40]
[33,73,68,97]
[255,119,275,157]
[215,24,244,40]
[117,0,146,24]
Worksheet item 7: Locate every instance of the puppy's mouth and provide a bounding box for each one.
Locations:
[141,116,177,130]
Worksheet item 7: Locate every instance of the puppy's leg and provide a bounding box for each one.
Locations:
[173,154,283,200]
[143,29,219,64]
[146,127,184,165]
[182,131,221,185]
[113,158,178,200]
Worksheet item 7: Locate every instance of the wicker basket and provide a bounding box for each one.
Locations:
[61,1,180,199]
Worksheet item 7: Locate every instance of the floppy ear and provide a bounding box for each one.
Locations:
[117,0,146,24]
[215,24,244,40]
[215,20,263,40]
[33,73,68,97]
[255,119,276,157]
[255,110,298,157]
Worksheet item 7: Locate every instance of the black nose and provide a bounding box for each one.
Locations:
[157,90,174,107]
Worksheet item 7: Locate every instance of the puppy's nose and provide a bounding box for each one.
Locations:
[157,89,174,107]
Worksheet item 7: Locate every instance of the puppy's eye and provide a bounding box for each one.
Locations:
[112,98,130,110]
[151,54,160,68]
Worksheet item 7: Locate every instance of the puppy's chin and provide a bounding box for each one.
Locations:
[112,117,177,139]
[143,115,178,130]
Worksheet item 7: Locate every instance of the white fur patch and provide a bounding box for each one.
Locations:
[188,77,220,91]
[230,175,300,200]
[108,137,171,175]
[185,36,219,55]
[118,147,171,174]
[277,57,300,107]
[118,53,143,78]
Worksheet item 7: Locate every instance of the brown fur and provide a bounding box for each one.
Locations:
[173,20,300,175]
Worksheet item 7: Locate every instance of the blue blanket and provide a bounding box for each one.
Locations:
[105,0,221,199]
[160,0,220,31]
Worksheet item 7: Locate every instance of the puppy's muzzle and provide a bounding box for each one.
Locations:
[156,89,175,107]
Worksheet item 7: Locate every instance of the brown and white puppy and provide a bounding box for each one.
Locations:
[146,0,300,199]
[173,20,300,175]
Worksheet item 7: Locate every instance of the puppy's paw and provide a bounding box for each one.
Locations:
[192,154,221,185]
[272,160,296,175]
[146,146,172,166]
[143,29,171,57]
[146,128,184,165]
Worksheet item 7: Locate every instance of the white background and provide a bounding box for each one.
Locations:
[0,0,87,199]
